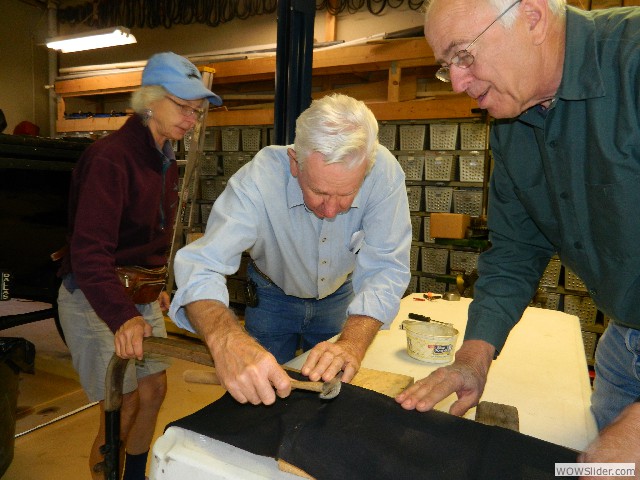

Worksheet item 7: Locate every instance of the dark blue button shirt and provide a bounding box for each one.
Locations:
[467,6,640,353]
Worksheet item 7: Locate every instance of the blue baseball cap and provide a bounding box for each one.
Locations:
[142,52,222,106]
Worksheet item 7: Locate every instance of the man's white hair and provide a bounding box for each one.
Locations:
[293,93,379,172]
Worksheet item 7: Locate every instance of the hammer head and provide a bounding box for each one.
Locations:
[319,372,343,400]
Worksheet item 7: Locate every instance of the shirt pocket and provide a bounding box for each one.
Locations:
[586,176,640,258]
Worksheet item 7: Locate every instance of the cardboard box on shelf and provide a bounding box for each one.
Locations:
[429,213,471,239]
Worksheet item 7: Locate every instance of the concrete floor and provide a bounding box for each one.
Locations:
[1,309,225,480]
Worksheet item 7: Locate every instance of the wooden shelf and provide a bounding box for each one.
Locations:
[53,38,480,133]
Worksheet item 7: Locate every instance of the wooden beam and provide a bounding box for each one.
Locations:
[54,71,142,96]
[324,8,336,42]
[367,95,480,121]
[206,109,275,127]
[311,75,417,103]
[54,39,434,95]
[209,56,277,85]
[205,38,433,85]
[205,94,479,126]
[56,116,128,133]
[312,39,434,73]
[388,62,401,102]
[590,0,621,7]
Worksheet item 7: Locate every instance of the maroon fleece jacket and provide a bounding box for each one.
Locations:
[59,114,179,332]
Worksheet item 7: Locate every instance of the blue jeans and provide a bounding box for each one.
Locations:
[592,322,640,430]
[243,262,353,364]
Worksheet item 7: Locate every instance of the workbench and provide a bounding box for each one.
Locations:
[149,295,597,479]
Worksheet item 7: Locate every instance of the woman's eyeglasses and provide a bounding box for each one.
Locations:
[166,96,206,121]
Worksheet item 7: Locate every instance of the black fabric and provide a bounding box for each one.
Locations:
[168,372,578,480]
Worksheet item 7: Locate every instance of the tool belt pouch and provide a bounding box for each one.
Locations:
[115,265,167,304]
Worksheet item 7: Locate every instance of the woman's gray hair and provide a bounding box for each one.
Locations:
[131,85,168,115]
[293,94,379,172]
[425,0,566,28]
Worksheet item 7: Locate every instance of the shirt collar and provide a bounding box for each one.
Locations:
[557,7,606,102]
[519,7,605,126]
[287,173,305,209]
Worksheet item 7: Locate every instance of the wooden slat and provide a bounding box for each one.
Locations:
[388,62,402,102]
[312,38,434,73]
[324,8,336,42]
[206,108,275,127]
[56,116,128,133]
[368,96,480,120]
[591,0,622,6]
[312,75,417,103]
[205,94,479,127]
[54,38,467,131]
[54,71,142,95]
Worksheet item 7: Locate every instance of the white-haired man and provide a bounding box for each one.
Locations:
[164,94,412,406]
[396,0,640,471]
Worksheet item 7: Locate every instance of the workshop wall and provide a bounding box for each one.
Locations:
[0,0,50,136]
[56,6,424,69]
[2,0,422,137]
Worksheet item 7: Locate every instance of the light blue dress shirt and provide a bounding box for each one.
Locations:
[169,144,412,331]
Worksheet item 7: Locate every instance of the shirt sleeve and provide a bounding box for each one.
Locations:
[169,175,259,332]
[347,149,412,328]
[466,132,556,353]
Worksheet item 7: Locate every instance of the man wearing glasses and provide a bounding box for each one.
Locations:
[396,0,640,468]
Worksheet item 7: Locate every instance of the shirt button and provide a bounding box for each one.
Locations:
[321,238,327,243]
[321,260,327,265]
[589,289,597,296]
[549,140,557,148]
[320,278,325,282]
[574,241,583,249]
[560,192,569,199]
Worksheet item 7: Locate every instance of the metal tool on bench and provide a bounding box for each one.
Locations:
[183,368,343,400]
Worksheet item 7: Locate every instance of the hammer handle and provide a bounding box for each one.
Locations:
[183,369,221,385]
[290,379,324,393]
[183,369,324,393]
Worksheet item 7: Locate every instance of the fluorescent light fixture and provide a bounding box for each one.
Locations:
[46,26,136,53]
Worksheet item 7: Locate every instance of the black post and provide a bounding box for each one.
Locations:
[274,0,316,146]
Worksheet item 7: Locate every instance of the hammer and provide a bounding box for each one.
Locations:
[183,368,343,400]
[102,338,341,479]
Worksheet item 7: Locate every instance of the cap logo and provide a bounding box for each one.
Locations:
[180,59,201,80]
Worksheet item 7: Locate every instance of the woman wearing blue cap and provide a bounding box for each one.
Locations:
[56,52,221,480]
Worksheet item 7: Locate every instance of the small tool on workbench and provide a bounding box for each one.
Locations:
[183,369,343,400]
[423,292,442,301]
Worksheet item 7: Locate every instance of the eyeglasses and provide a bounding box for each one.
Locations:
[166,96,206,121]
[435,0,521,83]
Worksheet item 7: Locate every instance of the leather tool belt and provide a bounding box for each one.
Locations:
[115,265,167,304]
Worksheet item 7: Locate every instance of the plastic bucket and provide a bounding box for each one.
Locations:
[401,320,458,364]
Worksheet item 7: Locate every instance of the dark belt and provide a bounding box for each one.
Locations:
[250,260,274,285]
